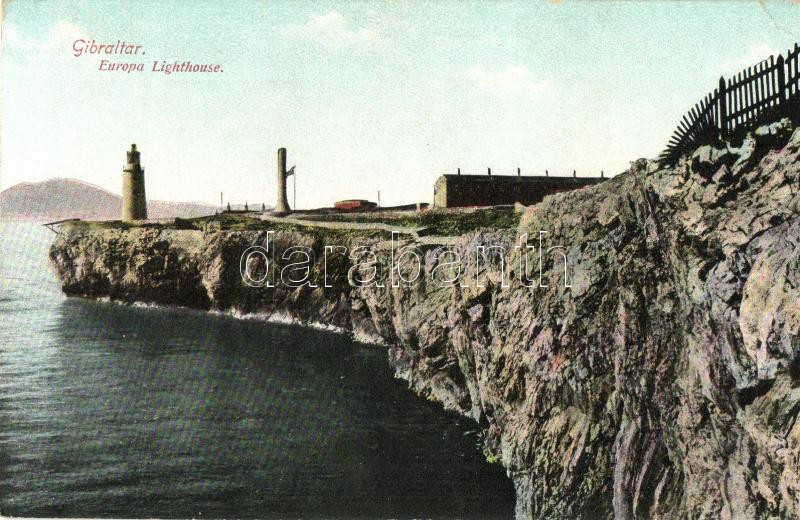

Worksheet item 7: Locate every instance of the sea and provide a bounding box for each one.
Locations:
[0,222,515,519]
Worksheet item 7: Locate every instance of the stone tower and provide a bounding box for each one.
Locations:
[275,147,291,213]
[122,144,147,221]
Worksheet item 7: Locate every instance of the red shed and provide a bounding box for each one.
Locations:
[334,199,377,212]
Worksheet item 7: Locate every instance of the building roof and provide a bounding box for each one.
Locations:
[437,174,604,184]
[440,173,606,182]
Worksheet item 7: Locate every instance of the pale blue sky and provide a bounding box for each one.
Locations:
[3,1,800,208]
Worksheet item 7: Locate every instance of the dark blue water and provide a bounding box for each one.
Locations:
[0,223,514,519]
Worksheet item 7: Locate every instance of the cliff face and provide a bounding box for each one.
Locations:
[50,121,800,519]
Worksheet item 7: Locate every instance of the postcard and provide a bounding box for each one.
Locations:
[2,1,799,519]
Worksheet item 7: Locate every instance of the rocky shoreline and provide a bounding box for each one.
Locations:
[50,121,800,519]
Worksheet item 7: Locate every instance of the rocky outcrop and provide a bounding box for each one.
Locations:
[50,120,800,519]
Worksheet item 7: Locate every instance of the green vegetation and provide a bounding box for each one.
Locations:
[418,206,518,234]
[185,214,391,239]
[302,206,519,235]
[65,214,282,232]
[63,219,162,231]
[64,206,520,237]
[485,453,503,465]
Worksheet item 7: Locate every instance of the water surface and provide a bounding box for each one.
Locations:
[0,222,515,518]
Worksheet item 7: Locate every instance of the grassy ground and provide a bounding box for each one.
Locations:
[299,206,519,235]
[64,206,520,237]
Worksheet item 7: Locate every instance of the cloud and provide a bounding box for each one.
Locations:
[282,11,380,47]
[2,20,88,84]
[465,65,550,97]
[3,22,23,47]
[3,20,87,56]
[718,43,779,76]
[47,21,87,48]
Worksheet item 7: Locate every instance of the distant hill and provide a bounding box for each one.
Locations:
[0,178,218,221]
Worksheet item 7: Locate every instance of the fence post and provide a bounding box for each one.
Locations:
[777,54,786,105]
[794,44,800,117]
[718,76,728,136]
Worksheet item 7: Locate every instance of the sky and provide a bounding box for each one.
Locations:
[2,0,800,208]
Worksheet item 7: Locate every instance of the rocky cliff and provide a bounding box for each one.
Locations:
[49,120,800,519]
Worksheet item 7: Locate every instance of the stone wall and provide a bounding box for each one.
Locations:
[433,174,605,207]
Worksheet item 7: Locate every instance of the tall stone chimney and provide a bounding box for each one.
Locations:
[275,147,291,213]
[122,144,147,221]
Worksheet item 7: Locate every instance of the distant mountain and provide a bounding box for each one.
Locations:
[0,178,218,221]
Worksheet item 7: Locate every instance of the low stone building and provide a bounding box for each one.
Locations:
[433,174,605,208]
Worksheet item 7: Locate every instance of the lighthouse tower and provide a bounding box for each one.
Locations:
[122,143,147,221]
